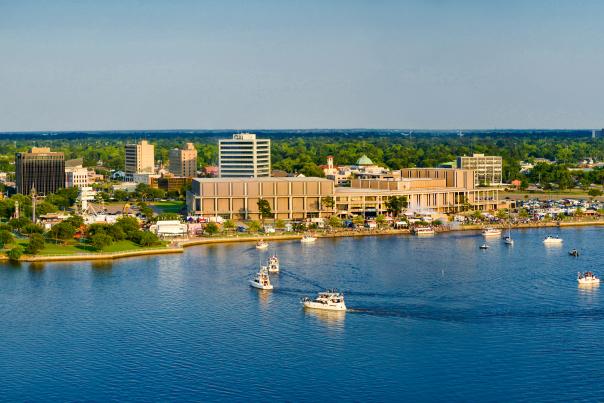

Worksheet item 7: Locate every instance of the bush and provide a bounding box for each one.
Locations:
[137,231,160,247]
[25,233,45,255]
[91,233,113,250]
[7,246,24,261]
[0,229,14,247]
[9,217,31,230]
[205,222,219,235]
[48,222,76,242]
[588,188,603,197]
[22,223,44,235]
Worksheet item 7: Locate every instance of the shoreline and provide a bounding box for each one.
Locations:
[3,219,604,263]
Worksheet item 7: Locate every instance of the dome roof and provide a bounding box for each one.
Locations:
[356,155,374,166]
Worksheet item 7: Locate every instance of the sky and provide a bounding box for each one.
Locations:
[1,0,604,131]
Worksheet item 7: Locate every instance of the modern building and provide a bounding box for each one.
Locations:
[218,133,270,178]
[169,143,197,177]
[125,140,155,175]
[15,147,65,195]
[187,177,334,220]
[186,168,502,220]
[456,154,503,186]
[65,158,90,188]
[153,174,192,193]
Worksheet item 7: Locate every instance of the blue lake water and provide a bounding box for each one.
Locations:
[1,227,604,401]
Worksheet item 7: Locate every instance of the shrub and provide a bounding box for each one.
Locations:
[91,233,113,250]
[205,222,219,235]
[137,231,160,247]
[7,246,24,261]
[0,229,14,247]
[25,234,45,255]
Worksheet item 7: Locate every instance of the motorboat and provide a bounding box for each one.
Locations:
[249,267,273,290]
[256,239,269,249]
[543,236,563,244]
[267,255,280,273]
[479,244,489,250]
[503,236,514,245]
[578,271,600,285]
[300,234,317,243]
[569,249,580,257]
[413,226,435,236]
[482,228,502,237]
[302,290,347,311]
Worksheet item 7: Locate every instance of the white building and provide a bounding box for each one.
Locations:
[125,140,155,175]
[65,166,90,188]
[219,133,270,178]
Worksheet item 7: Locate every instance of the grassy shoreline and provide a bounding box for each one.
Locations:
[2,219,604,263]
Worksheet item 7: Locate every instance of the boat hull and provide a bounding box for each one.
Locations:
[578,279,600,285]
[303,301,346,311]
[249,280,273,290]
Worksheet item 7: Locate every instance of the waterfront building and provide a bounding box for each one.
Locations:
[125,140,155,175]
[456,154,503,186]
[218,133,270,178]
[321,155,390,186]
[187,168,501,220]
[169,143,197,177]
[187,177,334,220]
[15,147,65,195]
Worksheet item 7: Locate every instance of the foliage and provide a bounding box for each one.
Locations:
[90,233,114,250]
[257,199,273,223]
[223,219,235,230]
[321,196,335,210]
[353,215,365,225]
[136,231,161,247]
[274,219,285,229]
[328,215,342,228]
[25,233,46,254]
[9,217,31,230]
[0,229,14,247]
[7,246,24,261]
[247,220,261,232]
[385,196,408,216]
[588,188,603,197]
[375,215,387,228]
[22,223,44,235]
[205,222,219,235]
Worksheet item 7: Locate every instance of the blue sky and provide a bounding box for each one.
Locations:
[1,0,603,131]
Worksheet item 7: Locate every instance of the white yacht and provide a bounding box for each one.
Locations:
[302,290,347,311]
[256,239,269,249]
[503,235,514,245]
[482,228,502,237]
[249,267,273,290]
[413,226,435,236]
[267,255,280,273]
[543,236,563,244]
[300,234,317,243]
[578,271,600,285]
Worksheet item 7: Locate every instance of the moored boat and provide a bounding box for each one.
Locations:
[413,226,435,236]
[301,234,317,243]
[479,243,489,250]
[569,249,579,257]
[302,290,346,311]
[249,267,273,290]
[578,271,600,285]
[503,236,514,245]
[482,228,502,237]
[543,236,563,244]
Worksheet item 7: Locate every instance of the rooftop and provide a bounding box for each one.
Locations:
[356,155,374,166]
[193,176,332,183]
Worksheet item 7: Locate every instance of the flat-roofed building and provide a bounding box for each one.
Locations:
[187,177,334,220]
[169,143,197,177]
[125,140,155,175]
[456,153,503,186]
[219,133,270,178]
[15,147,65,195]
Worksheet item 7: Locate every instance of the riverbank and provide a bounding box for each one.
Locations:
[3,219,604,263]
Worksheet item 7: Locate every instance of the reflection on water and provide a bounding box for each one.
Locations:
[0,227,604,401]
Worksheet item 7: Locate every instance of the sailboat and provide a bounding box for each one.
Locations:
[503,223,514,245]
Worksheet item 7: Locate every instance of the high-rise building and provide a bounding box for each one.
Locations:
[456,153,503,186]
[169,142,197,177]
[125,140,155,175]
[219,133,270,178]
[15,147,65,195]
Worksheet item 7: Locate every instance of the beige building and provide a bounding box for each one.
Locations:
[187,177,334,220]
[125,140,155,175]
[219,133,270,178]
[456,154,502,186]
[169,143,197,177]
[187,168,501,220]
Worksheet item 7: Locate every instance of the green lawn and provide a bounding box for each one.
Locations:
[7,239,167,256]
[150,201,186,214]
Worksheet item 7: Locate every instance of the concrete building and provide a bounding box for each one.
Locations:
[187,168,501,220]
[65,158,90,188]
[15,147,65,195]
[125,140,155,175]
[219,133,270,178]
[456,154,503,186]
[169,143,197,177]
[187,177,334,220]
[321,155,390,186]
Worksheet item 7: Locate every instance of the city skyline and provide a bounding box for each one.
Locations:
[2,0,604,131]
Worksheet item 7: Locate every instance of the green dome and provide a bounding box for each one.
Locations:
[356,155,374,166]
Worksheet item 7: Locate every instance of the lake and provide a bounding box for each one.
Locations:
[1,227,603,401]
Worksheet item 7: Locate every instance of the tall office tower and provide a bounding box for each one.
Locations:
[15,147,65,195]
[456,153,503,186]
[169,143,198,177]
[219,133,271,178]
[125,140,155,175]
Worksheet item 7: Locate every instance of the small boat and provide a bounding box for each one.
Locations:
[503,236,514,245]
[256,239,269,249]
[569,249,580,257]
[413,226,435,236]
[302,290,346,311]
[267,255,280,273]
[479,244,489,250]
[249,266,273,290]
[300,235,317,243]
[543,236,563,244]
[578,271,600,285]
[482,228,502,237]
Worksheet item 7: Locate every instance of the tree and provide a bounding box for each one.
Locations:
[22,223,44,235]
[375,214,387,228]
[205,222,219,236]
[518,208,530,219]
[91,233,113,250]
[64,215,84,229]
[7,246,24,261]
[0,229,14,247]
[9,217,31,230]
[385,196,408,217]
[257,199,273,225]
[223,219,235,231]
[496,209,509,220]
[48,222,76,243]
[353,215,365,226]
[321,196,335,210]
[248,220,261,233]
[25,233,45,255]
[588,188,603,197]
[137,231,160,247]
[328,215,342,228]
[274,219,285,230]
